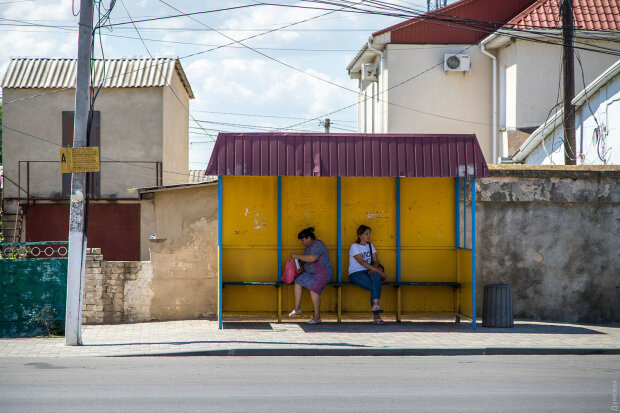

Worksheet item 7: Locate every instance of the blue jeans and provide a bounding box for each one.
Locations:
[349,270,382,306]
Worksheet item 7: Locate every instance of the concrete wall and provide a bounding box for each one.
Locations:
[385,44,494,161]
[162,71,190,186]
[476,165,620,323]
[83,184,218,324]
[147,184,219,320]
[140,200,155,261]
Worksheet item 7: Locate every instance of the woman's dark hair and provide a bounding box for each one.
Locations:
[298,227,316,240]
[356,225,371,243]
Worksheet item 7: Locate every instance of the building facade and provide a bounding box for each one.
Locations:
[1,57,194,260]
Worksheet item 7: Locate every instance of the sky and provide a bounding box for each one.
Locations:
[0,0,439,169]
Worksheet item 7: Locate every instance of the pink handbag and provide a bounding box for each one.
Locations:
[282,258,301,284]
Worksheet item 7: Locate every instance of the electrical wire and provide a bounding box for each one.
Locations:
[575,51,610,164]
[118,0,215,145]
[0,124,194,183]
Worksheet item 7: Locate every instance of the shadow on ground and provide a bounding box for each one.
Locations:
[287,321,608,335]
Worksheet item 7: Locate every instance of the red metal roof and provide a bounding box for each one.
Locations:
[205,133,489,178]
[505,0,620,30]
[373,0,536,44]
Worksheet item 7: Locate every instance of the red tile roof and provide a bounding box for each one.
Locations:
[372,0,537,44]
[506,0,620,30]
[205,133,489,178]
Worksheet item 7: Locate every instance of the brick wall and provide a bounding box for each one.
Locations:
[83,248,153,324]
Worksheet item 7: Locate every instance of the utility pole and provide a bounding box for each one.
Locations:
[324,118,331,133]
[66,0,93,346]
[562,0,576,165]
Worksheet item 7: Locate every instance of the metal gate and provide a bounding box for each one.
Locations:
[0,242,68,337]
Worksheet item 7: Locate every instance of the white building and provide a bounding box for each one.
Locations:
[513,59,620,165]
[347,0,620,163]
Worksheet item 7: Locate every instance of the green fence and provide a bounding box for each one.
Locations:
[0,242,68,337]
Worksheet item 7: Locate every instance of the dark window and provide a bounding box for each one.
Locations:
[62,111,101,197]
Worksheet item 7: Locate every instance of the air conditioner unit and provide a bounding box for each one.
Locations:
[444,54,471,72]
[361,63,378,82]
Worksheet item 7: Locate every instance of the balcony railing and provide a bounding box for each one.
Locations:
[15,160,163,202]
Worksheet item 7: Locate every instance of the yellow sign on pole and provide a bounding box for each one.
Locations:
[60,147,100,173]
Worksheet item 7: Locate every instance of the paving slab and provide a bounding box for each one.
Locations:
[0,320,618,358]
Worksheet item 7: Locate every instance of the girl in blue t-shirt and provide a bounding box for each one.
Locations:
[348,225,386,325]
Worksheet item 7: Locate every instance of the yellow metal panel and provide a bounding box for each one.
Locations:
[222,176,278,309]
[222,176,277,248]
[457,248,473,318]
[340,284,396,313]
[222,249,277,282]
[396,287,402,322]
[340,178,397,310]
[277,287,282,322]
[223,285,278,312]
[400,287,456,313]
[341,177,396,248]
[222,176,277,281]
[219,174,462,320]
[401,249,456,282]
[401,178,454,247]
[280,284,338,313]
[281,177,337,250]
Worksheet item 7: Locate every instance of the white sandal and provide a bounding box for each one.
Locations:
[306,318,322,325]
[288,309,302,317]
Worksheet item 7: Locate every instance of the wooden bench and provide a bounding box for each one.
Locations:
[222,280,461,322]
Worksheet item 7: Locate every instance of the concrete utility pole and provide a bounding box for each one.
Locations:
[324,118,331,133]
[562,0,576,165]
[66,0,94,346]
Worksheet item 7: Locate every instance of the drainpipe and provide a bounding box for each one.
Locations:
[367,37,385,133]
[480,41,497,163]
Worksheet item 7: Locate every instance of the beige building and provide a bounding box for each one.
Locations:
[347,0,619,163]
[1,57,194,260]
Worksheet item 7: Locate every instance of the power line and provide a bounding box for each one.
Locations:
[0,124,193,183]
[119,0,216,143]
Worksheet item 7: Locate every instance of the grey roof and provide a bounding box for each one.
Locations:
[1,57,194,98]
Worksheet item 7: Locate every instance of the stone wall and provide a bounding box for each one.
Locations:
[83,248,154,324]
[476,165,620,323]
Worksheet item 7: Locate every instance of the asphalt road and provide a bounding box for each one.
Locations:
[0,355,618,412]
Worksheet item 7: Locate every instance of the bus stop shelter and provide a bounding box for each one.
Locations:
[206,133,489,329]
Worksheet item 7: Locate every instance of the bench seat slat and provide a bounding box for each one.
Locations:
[222,281,460,287]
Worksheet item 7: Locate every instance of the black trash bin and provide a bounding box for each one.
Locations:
[483,284,514,328]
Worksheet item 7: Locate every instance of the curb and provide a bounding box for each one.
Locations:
[112,347,620,357]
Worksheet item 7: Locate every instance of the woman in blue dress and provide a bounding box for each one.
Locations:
[288,227,333,324]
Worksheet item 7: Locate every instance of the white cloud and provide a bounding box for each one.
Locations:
[187,56,355,123]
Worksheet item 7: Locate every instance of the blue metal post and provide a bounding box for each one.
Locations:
[463,178,467,249]
[454,177,460,248]
[471,178,476,330]
[277,176,282,283]
[337,177,342,283]
[218,175,223,329]
[396,177,401,283]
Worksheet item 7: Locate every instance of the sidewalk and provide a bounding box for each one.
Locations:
[0,320,618,358]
